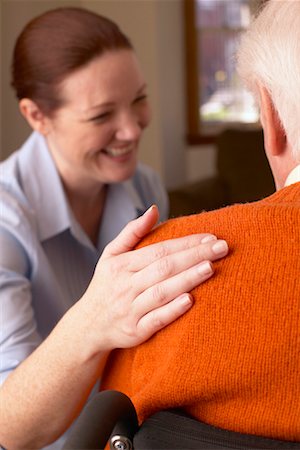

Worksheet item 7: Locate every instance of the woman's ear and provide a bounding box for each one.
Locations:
[19,99,50,135]
[258,85,286,157]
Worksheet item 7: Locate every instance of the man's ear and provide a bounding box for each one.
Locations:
[258,85,286,156]
[19,98,50,135]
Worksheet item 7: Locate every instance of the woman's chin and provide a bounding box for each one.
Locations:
[93,164,137,185]
[97,153,138,182]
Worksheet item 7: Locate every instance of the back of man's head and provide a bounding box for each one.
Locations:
[237,0,300,163]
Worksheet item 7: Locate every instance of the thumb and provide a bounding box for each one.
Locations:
[103,205,159,256]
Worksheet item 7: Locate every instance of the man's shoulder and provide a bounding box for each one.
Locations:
[141,202,249,247]
[141,186,300,248]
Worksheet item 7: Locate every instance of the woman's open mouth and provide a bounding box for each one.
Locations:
[101,145,134,158]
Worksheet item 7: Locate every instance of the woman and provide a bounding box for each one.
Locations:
[0,7,229,449]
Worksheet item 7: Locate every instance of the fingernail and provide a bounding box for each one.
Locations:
[212,240,228,256]
[177,293,193,307]
[143,204,157,215]
[201,234,217,244]
[197,260,213,276]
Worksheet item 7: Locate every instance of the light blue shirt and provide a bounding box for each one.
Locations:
[0,132,168,448]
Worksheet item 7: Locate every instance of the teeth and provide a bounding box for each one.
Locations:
[105,146,133,157]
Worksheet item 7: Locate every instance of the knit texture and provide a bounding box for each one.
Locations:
[101,183,300,441]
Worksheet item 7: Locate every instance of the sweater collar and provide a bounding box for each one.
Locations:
[284,164,300,187]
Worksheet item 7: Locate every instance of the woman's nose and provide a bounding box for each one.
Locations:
[115,113,142,141]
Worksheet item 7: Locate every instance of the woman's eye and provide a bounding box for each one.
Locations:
[134,94,148,104]
[89,112,112,122]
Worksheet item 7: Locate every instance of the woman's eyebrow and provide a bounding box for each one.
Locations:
[85,101,115,112]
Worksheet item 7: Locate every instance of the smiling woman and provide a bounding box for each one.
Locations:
[40,51,151,188]
[0,6,229,450]
[14,9,154,243]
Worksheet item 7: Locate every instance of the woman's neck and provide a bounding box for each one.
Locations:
[65,183,108,246]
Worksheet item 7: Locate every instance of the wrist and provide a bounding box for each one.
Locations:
[58,297,110,365]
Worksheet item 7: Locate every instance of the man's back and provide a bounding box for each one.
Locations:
[102,183,300,441]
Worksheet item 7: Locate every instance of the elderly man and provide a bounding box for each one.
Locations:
[101,0,300,445]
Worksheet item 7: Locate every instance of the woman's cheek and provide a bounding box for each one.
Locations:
[140,103,151,129]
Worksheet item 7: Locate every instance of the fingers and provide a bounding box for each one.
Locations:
[132,238,228,293]
[86,218,229,353]
[135,294,194,343]
[132,259,215,320]
[103,205,159,257]
[127,233,219,272]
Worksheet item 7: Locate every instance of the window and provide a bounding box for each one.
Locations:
[184,0,262,144]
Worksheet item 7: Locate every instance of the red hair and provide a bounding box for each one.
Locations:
[11,7,133,115]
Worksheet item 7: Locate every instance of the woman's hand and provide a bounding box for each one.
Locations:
[0,205,228,449]
[78,205,229,353]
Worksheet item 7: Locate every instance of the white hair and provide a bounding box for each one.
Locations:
[237,0,300,161]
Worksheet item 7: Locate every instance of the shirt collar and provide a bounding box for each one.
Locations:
[18,132,144,249]
[284,164,300,187]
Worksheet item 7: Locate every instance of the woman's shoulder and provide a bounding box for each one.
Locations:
[0,153,29,219]
[0,135,40,242]
[0,132,40,192]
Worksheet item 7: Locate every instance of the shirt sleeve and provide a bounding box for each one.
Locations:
[0,228,41,385]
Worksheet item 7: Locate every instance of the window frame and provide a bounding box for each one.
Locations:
[183,0,262,146]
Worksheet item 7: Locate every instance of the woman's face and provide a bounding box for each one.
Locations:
[43,50,151,190]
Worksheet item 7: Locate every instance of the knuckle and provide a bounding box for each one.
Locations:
[151,310,167,331]
[136,319,149,339]
[157,257,173,278]
[151,283,167,306]
[109,256,125,274]
[117,313,138,340]
[175,268,199,291]
[123,323,137,340]
[153,243,168,260]
[196,244,210,261]
[186,234,202,248]
[126,218,136,232]
[100,243,111,258]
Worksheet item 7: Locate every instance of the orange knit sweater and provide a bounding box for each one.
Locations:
[101,183,300,441]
